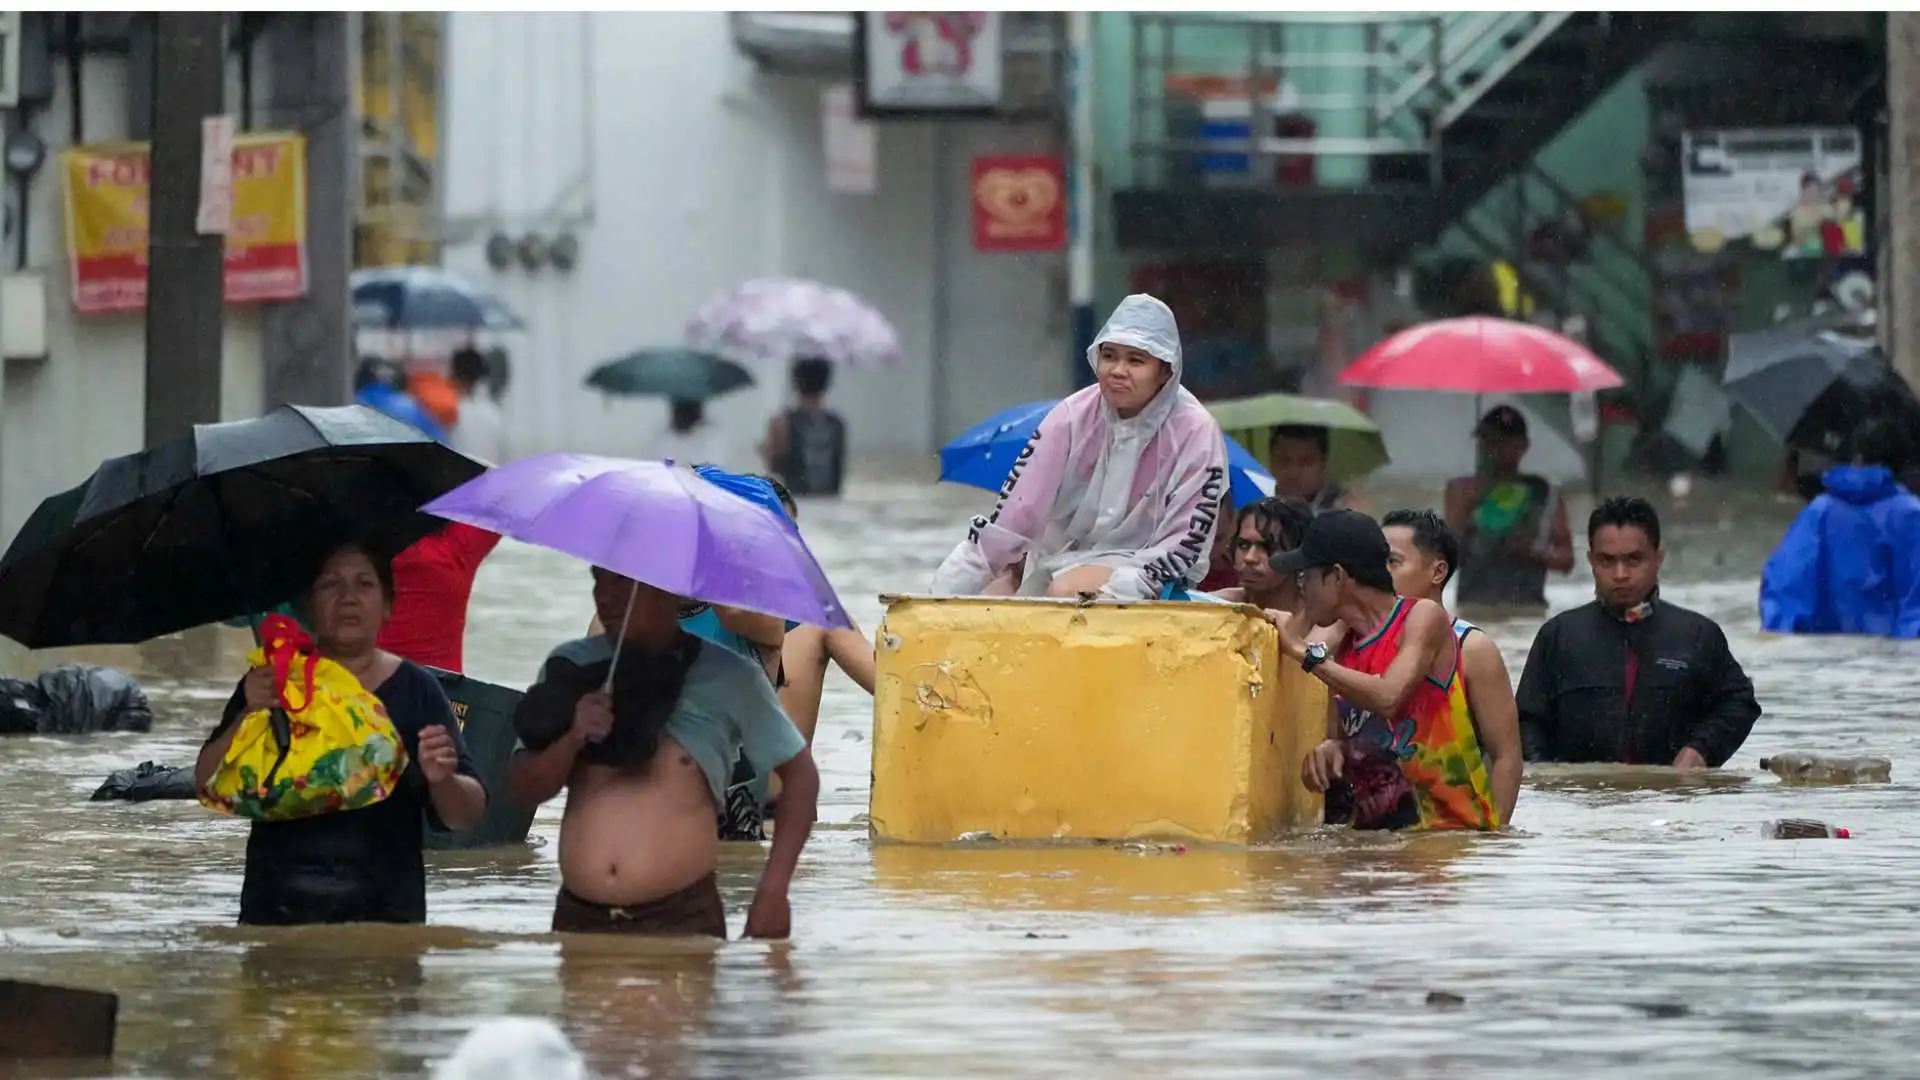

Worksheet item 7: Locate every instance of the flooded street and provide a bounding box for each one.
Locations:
[2,476,1916,1079]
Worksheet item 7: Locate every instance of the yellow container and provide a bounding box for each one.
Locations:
[869,596,1326,845]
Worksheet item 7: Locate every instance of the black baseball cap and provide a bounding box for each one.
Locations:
[1476,404,1528,439]
[1268,508,1392,588]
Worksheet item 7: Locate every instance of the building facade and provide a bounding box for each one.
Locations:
[438,12,1072,471]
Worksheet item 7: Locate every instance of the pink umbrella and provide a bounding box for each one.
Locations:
[685,278,901,368]
[1338,316,1624,395]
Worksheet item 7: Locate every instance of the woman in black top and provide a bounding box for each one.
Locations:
[195,540,489,926]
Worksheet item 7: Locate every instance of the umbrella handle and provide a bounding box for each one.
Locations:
[603,582,638,693]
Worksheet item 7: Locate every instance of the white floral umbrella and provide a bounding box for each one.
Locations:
[685,278,901,368]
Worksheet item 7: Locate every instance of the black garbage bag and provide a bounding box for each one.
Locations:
[0,664,152,734]
[37,664,152,733]
[91,761,196,802]
[0,678,47,734]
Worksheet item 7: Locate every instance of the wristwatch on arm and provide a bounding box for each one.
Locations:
[1301,641,1329,673]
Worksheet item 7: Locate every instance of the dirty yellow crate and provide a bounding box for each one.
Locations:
[869,596,1326,844]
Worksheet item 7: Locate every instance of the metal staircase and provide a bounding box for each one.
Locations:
[1115,11,1690,402]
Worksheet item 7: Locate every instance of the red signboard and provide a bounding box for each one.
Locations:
[970,154,1065,254]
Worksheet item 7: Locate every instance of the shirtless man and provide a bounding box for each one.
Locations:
[506,568,819,938]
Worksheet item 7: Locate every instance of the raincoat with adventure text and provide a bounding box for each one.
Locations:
[931,295,1230,600]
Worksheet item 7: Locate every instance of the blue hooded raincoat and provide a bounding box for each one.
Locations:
[1761,464,1920,638]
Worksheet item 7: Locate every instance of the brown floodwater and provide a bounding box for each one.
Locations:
[0,476,1911,1079]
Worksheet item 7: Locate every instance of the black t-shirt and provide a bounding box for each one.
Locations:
[205,659,482,926]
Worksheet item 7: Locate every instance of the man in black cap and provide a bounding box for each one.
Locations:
[1442,404,1573,612]
[1267,510,1503,832]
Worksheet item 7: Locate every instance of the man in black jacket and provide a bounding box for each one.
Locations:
[1515,496,1761,767]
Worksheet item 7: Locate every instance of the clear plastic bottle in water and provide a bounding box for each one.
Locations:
[1765,818,1851,839]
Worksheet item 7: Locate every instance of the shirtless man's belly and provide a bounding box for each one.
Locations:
[553,738,726,936]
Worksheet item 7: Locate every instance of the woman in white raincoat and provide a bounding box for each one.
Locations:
[931,294,1231,600]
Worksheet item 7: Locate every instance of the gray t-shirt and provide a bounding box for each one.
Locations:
[517,634,806,806]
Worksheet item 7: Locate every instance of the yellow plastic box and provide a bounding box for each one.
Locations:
[869,596,1326,845]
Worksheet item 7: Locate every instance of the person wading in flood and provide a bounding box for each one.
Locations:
[1268,425,1349,513]
[930,293,1230,600]
[1268,510,1502,832]
[1207,496,1315,609]
[759,357,848,498]
[1444,405,1574,613]
[1380,509,1522,825]
[506,569,819,938]
[1516,496,1761,768]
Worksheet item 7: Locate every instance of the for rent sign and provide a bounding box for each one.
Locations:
[59,130,309,315]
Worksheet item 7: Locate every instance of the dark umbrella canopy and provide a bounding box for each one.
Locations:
[351,266,524,331]
[0,405,487,648]
[584,347,755,401]
[1723,323,1891,443]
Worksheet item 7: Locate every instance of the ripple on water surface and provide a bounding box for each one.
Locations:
[0,480,1914,1078]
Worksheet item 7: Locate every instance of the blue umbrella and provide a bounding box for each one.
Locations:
[940,400,1275,507]
[351,266,525,332]
[353,383,449,442]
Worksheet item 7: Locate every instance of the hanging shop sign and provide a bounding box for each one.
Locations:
[60,131,309,316]
[1681,127,1864,259]
[856,12,1002,117]
[970,154,1065,254]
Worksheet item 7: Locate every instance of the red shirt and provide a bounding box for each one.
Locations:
[1198,561,1239,592]
[377,523,502,673]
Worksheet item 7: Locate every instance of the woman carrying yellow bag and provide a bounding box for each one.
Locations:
[195,541,488,927]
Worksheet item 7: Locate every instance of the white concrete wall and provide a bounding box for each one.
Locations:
[441,12,1069,471]
[0,49,267,545]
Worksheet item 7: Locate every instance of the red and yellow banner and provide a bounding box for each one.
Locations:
[59,131,309,316]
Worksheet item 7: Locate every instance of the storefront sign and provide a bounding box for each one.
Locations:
[1681,128,1863,259]
[857,12,1002,116]
[971,154,1064,254]
[60,130,309,315]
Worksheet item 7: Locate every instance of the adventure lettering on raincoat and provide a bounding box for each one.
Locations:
[930,294,1230,600]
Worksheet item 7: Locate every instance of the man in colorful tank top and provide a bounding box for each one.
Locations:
[1380,509,1522,825]
[1268,510,1501,832]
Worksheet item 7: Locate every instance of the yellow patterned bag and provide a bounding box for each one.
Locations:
[198,614,410,822]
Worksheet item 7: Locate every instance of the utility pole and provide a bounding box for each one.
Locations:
[1888,12,1920,388]
[144,13,227,446]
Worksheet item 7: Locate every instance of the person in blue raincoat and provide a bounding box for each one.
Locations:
[355,356,449,443]
[1761,422,1920,638]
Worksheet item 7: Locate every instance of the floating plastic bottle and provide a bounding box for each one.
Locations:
[1765,818,1851,839]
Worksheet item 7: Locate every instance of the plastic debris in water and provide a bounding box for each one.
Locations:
[1765,818,1851,839]
[435,1016,585,1080]
[954,830,998,843]
[1759,752,1893,785]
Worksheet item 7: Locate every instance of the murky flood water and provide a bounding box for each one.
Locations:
[1,476,1915,1079]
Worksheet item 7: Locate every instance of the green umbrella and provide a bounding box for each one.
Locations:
[1205,392,1390,482]
[584,347,755,401]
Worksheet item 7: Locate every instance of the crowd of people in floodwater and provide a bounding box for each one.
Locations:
[198,293,1763,939]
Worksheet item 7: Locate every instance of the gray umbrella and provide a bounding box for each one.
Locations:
[1722,321,1890,443]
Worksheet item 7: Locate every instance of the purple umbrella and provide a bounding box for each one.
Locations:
[422,454,853,630]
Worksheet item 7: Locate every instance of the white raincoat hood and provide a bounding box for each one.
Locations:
[931,293,1230,600]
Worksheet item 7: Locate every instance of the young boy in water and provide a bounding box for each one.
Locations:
[1379,509,1522,826]
[506,568,819,938]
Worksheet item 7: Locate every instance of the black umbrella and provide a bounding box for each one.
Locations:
[1722,321,1892,443]
[0,404,486,648]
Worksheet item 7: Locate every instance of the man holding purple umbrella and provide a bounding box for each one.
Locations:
[425,454,845,938]
[504,567,819,939]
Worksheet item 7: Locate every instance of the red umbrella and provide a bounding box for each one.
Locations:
[1338,316,1624,394]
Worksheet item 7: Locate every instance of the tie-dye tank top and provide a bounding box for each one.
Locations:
[1331,598,1500,831]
